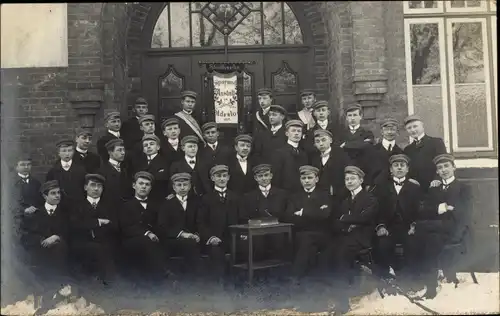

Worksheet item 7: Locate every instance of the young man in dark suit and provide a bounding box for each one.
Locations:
[227,134,257,195]
[118,171,169,280]
[97,138,133,204]
[131,134,170,204]
[46,140,87,202]
[253,88,274,134]
[174,90,205,145]
[373,154,422,278]
[339,104,375,186]
[325,166,378,283]
[157,172,202,276]
[415,154,469,298]
[197,165,242,279]
[240,164,289,260]
[304,100,337,156]
[170,135,207,197]
[120,97,149,151]
[369,117,404,189]
[253,104,288,164]
[271,119,309,193]
[403,114,447,193]
[12,155,43,227]
[127,114,158,173]
[97,111,121,162]
[73,128,101,174]
[297,89,317,132]
[159,117,183,168]
[285,165,332,278]
[199,122,232,168]
[69,174,117,285]
[310,129,350,200]
[20,180,73,314]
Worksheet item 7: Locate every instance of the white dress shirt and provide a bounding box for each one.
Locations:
[349,124,360,133]
[18,173,30,183]
[45,203,57,215]
[237,154,248,175]
[87,196,101,206]
[270,124,282,134]
[214,186,227,198]
[262,106,271,116]
[208,142,218,151]
[147,153,158,163]
[183,109,193,115]
[287,140,299,148]
[76,147,88,156]
[177,194,188,210]
[109,158,121,171]
[61,160,73,171]
[136,197,147,209]
[108,130,120,138]
[317,119,329,130]
[350,186,362,198]
[168,138,179,150]
[185,156,196,169]
[411,133,426,143]
[321,148,332,166]
[382,139,396,151]
[259,184,271,197]
[393,176,406,194]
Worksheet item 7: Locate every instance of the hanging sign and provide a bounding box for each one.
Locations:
[213,72,238,125]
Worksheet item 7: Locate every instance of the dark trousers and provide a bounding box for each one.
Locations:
[292,231,330,277]
[205,243,227,277]
[374,226,418,272]
[121,236,167,278]
[70,241,116,282]
[163,238,202,274]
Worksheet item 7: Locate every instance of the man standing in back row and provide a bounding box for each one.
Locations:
[174,90,205,145]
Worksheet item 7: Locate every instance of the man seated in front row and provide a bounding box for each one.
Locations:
[240,164,289,261]
[69,174,117,285]
[286,165,332,279]
[373,154,422,278]
[415,154,469,298]
[118,171,169,281]
[157,172,202,277]
[325,166,378,283]
[198,165,242,279]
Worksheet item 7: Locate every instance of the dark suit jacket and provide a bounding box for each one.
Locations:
[240,186,289,222]
[21,202,69,249]
[170,158,209,196]
[159,137,183,169]
[403,135,447,191]
[198,143,232,169]
[420,180,469,243]
[285,189,332,232]
[13,174,42,210]
[157,195,199,240]
[369,142,404,187]
[252,108,270,135]
[227,155,257,195]
[119,198,159,240]
[271,144,309,192]
[197,190,241,244]
[252,126,287,164]
[375,177,422,230]
[73,150,101,174]
[97,161,133,204]
[131,153,170,203]
[334,189,378,246]
[303,120,338,155]
[120,117,142,151]
[69,197,118,245]
[174,113,203,141]
[311,147,350,199]
[46,161,87,201]
[97,132,119,162]
[339,126,375,172]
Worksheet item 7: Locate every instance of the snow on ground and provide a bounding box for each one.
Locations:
[2,272,499,315]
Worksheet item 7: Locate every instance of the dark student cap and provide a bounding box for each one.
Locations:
[138,114,155,125]
[40,180,60,194]
[134,171,154,183]
[202,122,217,132]
[344,103,362,114]
[181,90,197,99]
[269,104,287,116]
[85,173,105,184]
[105,138,124,151]
[433,154,455,165]
[299,165,319,176]
[252,164,272,175]
[161,117,180,130]
[312,100,329,110]
[142,134,160,144]
[404,114,423,126]
[257,88,273,96]
[381,117,399,128]
[135,97,148,105]
[389,154,410,165]
[75,127,92,138]
[234,134,252,144]
[171,172,191,182]
[56,139,74,148]
[300,89,316,97]
[181,135,199,146]
[104,111,120,122]
[344,165,365,178]
[210,164,229,177]
[313,129,333,139]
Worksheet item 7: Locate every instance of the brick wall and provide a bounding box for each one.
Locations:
[1,68,76,180]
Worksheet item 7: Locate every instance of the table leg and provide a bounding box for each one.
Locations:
[248,232,253,285]
[231,232,236,275]
[287,229,293,262]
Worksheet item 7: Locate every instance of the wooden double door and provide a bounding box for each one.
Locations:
[142,48,312,140]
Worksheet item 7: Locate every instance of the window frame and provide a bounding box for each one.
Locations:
[403,1,444,14]
[445,0,488,13]
[446,17,494,152]
[404,18,451,151]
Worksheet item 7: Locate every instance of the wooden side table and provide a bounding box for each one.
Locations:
[229,223,293,285]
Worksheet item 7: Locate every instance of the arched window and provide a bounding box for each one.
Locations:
[151,2,303,48]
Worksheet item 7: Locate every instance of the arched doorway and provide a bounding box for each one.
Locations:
[140,2,314,137]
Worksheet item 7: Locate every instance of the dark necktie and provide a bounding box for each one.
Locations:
[393,179,404,186]
[189,160,195,165]
[218,191,226,202]
[292,147,299,155]
[21,177,29,184]
[387,144,393,152]
[442,184,449,191]
[80,153,87,158]
[91,202,97,209]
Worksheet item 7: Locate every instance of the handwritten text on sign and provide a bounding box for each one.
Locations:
[213,73,238,124]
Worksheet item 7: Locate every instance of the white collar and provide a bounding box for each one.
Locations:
[414,133,425,141]
[236,154,248,161]
[109,158,120,166]
[135,116,140,120]
[185,156,196,164]
[442,176,456,185]
[351,186,362,197]
[321,147,332,157]
[317,119,328,125]
[61,160,72,166]
[304,187,316,193]
[349,124,360,131]
[287,140,299,148]
[76,147,87,154]
[147,153,158,161]
[18,173,29,179]
[87,196,101,204]
[182,109,193,115]
[108,130,120,137]
[168,138,179,143]
[261,106,271,115]
[214,186,227,193]
[176,194,187,202]
[45,202,57,212]
[135,196,147,202]
[259,184,271,192]
[382,138,396,149]
[208,141,218,149]
[393,176,406,184]
[270,124,282,132]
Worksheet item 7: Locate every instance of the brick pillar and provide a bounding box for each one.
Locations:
[350,1,388,120]
[67,3,104,128]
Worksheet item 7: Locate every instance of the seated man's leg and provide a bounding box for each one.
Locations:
[122,236,167,278]
[206,243,226,278]
[292,231,322,277]
[374,234,395,276]
[333,235,367,283]
[166,238,202,274]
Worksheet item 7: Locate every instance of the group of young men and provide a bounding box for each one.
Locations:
[12,88,469,299]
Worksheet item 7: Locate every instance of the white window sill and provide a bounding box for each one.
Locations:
[455,159,498,169]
